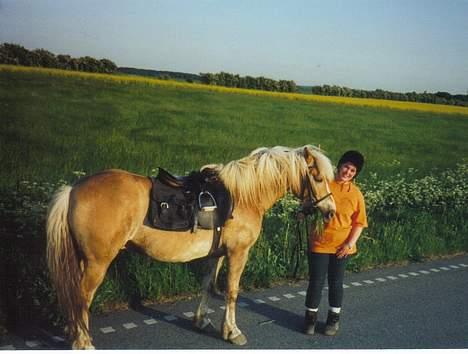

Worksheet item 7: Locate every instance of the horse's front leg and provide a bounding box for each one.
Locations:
[193,257,220,332]
[210,255,225,296]
[222,249,249,346]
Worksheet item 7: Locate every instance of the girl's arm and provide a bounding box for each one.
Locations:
[336,225,364,258]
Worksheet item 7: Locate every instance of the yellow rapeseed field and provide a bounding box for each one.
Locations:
[2,64,468,115]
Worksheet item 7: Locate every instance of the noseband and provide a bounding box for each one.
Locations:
[299,170,333,214]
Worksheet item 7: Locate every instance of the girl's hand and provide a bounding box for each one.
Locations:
[336,242,353,259]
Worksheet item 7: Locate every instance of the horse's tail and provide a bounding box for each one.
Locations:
[46,185,86,339]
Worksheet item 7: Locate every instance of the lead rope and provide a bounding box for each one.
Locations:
[292,209,311,279]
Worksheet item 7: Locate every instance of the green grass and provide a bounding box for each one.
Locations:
[1,69,468,188]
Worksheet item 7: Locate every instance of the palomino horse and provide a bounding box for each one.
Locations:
[46,145,336,349]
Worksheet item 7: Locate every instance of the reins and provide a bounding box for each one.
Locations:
[292,169,332,278]
[292,210,310,278]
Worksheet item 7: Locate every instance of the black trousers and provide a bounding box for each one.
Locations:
[305,252,349,309]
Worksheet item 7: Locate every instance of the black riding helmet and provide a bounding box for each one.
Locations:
[338,150,365,177]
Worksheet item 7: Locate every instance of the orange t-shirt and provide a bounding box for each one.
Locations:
[311,180,368,254]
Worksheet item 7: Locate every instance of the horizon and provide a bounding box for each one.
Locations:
[0,0,467,94]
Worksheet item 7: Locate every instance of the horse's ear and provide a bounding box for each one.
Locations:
[303,146,315,165]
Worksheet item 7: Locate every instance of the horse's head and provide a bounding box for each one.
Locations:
[298,146,336,223]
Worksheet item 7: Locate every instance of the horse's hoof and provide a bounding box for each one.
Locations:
[194,317,216,333]
[210,285,224,297]
[229,333,247,346]
[72,342,95,350]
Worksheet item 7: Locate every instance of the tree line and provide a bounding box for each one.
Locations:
[199,72,297,93]
[2,42,466,106]
[0,43,117,74]
[118,67,201,82]
[309,85,468,107]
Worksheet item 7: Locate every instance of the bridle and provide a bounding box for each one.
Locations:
[299,166,333,215]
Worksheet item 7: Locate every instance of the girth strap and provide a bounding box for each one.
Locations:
[208,211,225,258]
[209,226,224,258]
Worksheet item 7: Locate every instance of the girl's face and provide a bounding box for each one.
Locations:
[336,162,357,183]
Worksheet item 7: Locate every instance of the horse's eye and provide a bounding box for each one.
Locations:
[313,174,323,183]
[309,166,323,182]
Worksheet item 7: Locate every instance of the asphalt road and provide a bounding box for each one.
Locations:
[1,254,467,350]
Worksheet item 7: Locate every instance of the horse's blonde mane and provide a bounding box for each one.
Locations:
[202,145,334,212]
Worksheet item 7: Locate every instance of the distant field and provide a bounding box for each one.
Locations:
[3,65,468,115]
[1,65,468,188]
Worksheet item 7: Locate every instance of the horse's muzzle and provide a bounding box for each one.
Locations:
[300,202,335,223]
[300,201,316,216]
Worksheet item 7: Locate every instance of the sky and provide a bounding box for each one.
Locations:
[1,0,467,94]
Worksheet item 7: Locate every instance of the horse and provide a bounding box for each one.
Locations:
[46,145,336,349]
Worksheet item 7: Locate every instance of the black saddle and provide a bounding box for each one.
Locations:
[156,167,186,188]
[147,168,233,234]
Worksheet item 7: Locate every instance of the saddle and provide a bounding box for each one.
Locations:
[146,167,233,255]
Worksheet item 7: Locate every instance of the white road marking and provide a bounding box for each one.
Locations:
[25,340,40,348]
[94,260,467,337]
[258,319,276,326]
[0,345,15,350]
[123,322,137,330]
[100,326,116,334]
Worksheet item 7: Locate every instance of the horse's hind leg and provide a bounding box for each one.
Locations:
[193,257,221,331]
[73,260,109,349]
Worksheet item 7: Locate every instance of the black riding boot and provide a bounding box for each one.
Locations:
[324,310,340,336]
[304,310,317,335]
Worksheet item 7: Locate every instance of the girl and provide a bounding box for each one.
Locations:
[304,150,368,336]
